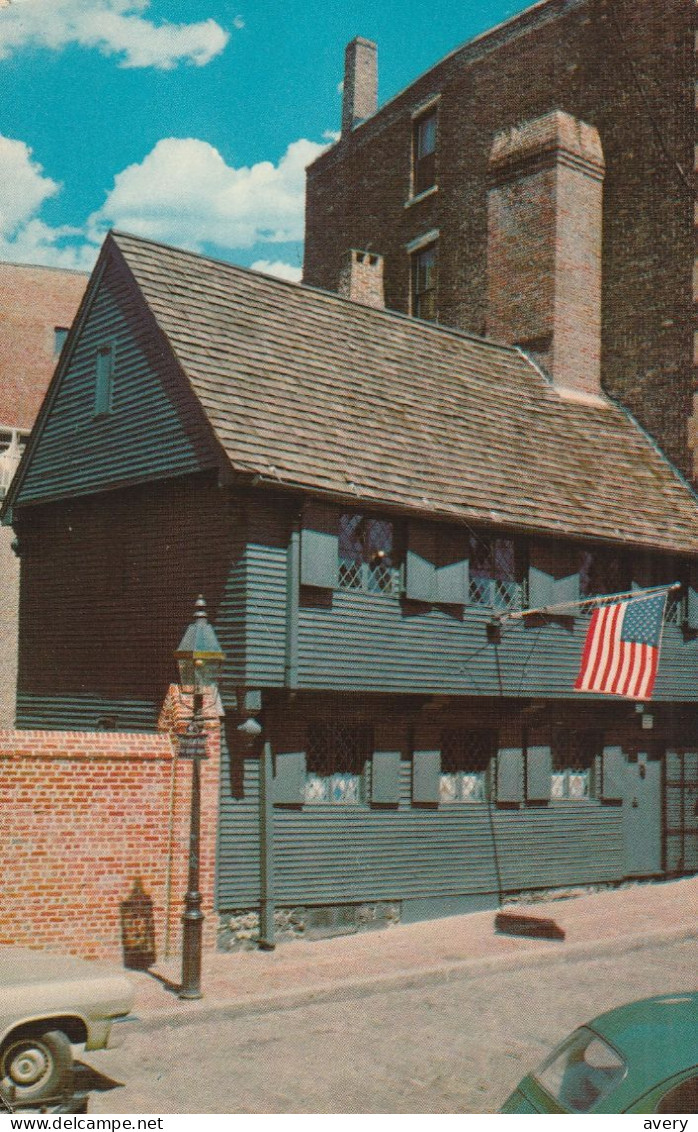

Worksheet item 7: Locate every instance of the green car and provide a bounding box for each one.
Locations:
[501,994,698,1114]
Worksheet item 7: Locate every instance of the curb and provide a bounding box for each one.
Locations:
[132,923,697,1034]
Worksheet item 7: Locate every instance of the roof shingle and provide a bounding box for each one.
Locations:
[112,231,698,556]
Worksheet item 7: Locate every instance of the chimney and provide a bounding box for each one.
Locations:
[338,249,385,309]
[487,110,605,398]
[342,38,377,137]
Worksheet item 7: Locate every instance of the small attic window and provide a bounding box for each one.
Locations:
[94,342,115,417]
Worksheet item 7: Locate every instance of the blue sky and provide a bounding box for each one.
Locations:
[0,0,531,278]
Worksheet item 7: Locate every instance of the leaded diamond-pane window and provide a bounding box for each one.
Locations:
[469,534,524,611]
[579,549,630,600]
[305,721,372,804]
[338,513,400,595]
[439,729,495,803]
[551,728,601,799]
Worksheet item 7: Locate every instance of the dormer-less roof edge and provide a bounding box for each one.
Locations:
[110,229,522,362]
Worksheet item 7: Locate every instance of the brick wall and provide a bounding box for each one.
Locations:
[0,713,220,962]
[0,262,87,431]
[304,0,694,475]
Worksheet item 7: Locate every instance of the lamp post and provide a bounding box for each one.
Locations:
[175,595,225,1000]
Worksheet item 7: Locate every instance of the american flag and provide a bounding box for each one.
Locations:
[574,590,668,700]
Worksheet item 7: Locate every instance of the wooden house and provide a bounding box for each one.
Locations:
[3,230,698,943]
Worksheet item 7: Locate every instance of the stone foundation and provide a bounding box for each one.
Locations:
[218,901,401,950]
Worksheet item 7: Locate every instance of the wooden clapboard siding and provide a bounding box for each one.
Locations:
[294,589,698,701]
[16,252,217,508]
[216,757,625,908]
[15,475,247,730]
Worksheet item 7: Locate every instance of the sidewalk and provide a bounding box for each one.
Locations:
[128,876,698,1031]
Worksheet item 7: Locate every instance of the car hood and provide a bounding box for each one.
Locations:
[0,947,122,987]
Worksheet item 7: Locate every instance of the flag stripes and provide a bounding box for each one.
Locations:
[574,591,667,700]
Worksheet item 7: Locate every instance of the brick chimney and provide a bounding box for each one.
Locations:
[342,38,378,137]
[337,250,385,309]
[487,110,605,398]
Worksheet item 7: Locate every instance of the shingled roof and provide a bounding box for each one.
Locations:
[108,232,697,554]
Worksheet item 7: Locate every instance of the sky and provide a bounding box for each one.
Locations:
[1,0,533,281]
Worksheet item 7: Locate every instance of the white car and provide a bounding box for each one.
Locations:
[0,947,134,1111]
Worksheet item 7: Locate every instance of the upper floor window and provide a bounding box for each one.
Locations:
[338,513,400,595]
[413,109,437,196]
[305,721,371,804]
[579,548,630,599]
[94,342,115,417]
[440,729,495,803]
[469,533,525,611]
[411,242,438,322]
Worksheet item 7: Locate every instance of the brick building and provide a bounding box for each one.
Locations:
[0,262,88,725]
[304,0,697,480]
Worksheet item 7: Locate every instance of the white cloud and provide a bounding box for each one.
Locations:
[251,260,302,283]
[0,134,98,268]
[89,136,328,252]
[0,0,229,69]
[0,136,58,235]
[0,129,329,272]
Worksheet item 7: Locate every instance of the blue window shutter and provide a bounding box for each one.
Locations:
[436,531,469,604]
[526,745,552,802]
[412,725,440,803]
[687,587,698,630]
[528,566,554,610]
[406,522,437,601]
[300,502,338,588]
[497,747,524,803]
[372,750,401,805]
[273,748,306,804]
[554,573,580,606]
[601,745,625,802]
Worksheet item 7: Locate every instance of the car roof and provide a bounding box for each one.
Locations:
[587,994,698,1098]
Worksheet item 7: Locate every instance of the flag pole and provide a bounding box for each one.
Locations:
[495,582,682,626]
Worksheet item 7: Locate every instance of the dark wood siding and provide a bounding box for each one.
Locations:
[15,475,247,730]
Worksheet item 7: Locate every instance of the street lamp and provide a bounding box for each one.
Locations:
[174,595,225,1000]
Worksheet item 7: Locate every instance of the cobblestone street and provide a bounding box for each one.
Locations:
[85,937,695,1114]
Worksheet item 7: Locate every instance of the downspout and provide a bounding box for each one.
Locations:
[258,511,300,948]
[285,513,301,688]
[258,739,276,949]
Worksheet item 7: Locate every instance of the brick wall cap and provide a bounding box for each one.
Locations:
[489,110,604,173]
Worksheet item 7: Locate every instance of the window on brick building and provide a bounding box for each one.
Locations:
[411,242,438,321]
[54,327,69,356]
[412,109,437,196]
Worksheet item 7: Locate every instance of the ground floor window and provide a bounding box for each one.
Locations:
[551,729,602,799]
[305,721,372,804]
[440,729,496,802]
